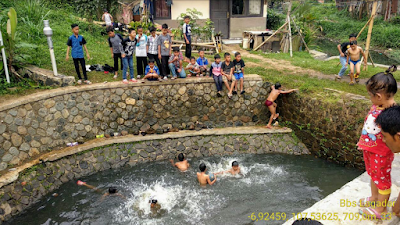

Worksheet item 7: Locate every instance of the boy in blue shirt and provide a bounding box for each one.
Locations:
[183,15,192,62]
[66,24,91,85]
[196,49,209,76]
[143,58,160,81]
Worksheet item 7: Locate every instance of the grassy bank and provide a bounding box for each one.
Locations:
[303,2,400,49]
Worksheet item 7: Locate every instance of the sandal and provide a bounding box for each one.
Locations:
[359,207,391,220]
[122,79,129,84]
[77,80,82,85]
[358,197,375,207]
[349,81,355,86]
[84,80,92,85]
[335,75,341,81]
[113,74,118,79]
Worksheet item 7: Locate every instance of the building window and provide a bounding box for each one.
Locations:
[232,0,245,15]
[249,0,261,15]
[232,0,262,17]
[155,0,171,19]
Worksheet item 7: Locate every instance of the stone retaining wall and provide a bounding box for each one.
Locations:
[0,75,269,171]
[0,131,308,222]
[278,88,370,169]
[19,66,75,87]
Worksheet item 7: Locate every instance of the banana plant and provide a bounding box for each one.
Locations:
[3,7,17,76]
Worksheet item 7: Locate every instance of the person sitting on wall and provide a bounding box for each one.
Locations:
[169,153,190,172]
[143,58,160,81]
[168,46,186,79]
[77,180,125,201]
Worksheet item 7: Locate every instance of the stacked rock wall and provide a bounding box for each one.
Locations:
[0,76,269,171]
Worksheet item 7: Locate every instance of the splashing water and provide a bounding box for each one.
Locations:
[6,154,362,225]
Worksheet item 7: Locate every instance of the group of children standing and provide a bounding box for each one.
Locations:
[66,16,247,98]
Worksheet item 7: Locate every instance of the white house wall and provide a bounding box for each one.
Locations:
[171,0,210,19]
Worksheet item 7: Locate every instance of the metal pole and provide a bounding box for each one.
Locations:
[288,1,293,57]
[0,29,10,83]
[43,20,58,76]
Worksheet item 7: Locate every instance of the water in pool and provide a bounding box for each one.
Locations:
[7,154,362,225]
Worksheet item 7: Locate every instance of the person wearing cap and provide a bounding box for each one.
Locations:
[102,9,113,27]
[143,58,160,81]
[168,46,186,79]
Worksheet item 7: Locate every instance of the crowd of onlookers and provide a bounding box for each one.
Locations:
[66,16,247,98]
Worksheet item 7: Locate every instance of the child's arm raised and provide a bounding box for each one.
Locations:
[280,89,298,94]
[169,159,176,167]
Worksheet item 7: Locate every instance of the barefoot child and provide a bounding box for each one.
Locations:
[215,161,241,175]
[169,153,190,172]
[196,49,209,76]
[265,83,298,129]
[358,65,397,220]
[221,52,234,98]
[197,163,217,186]
[346,41,367,85]
[229,52,245,96]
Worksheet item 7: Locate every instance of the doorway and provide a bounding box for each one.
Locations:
[210,0,230,38]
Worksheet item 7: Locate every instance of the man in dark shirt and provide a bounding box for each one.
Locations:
[336,34,356,80]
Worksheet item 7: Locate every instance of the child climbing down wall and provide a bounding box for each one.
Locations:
[346,41,367,85]
[265,83,298,129]
[358,65,397,220]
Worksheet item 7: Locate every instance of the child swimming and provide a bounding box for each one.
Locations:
[215,161,241,175]
[170,153,190,172]
[77,180,125,200]
[265,83,298,129]
[197,163,217,186]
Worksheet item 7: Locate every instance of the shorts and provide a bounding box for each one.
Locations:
[363,150,394,192]
[223,75,236,82]
[234,73,244,80]
[265,100,274,107]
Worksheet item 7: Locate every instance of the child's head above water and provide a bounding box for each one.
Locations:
[199,163,207,172]
[275,82,282,90]
[232,161,239,167]
[108,187,118,194]
[366,65,397,105]
[178,153,185,161]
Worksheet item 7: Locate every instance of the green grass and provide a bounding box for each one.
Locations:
[307,2,400,48]
[248,51,400,81]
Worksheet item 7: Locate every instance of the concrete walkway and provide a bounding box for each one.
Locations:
[283,154,400,225]
[0,126,292,189]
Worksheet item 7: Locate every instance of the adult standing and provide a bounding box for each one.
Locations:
[335,34,356,80]
[102,9,113,27]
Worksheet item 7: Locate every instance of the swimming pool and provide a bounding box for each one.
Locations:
[6,154,362,225]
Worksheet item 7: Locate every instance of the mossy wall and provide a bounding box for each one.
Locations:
[278,90,370,169]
